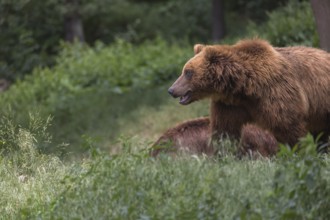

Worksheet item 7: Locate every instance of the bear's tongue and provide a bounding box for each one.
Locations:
[179,92,191,105]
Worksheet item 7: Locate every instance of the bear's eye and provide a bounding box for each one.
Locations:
[185,70,194,79]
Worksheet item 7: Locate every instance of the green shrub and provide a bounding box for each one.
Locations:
[33,148,277,219]
[268,158,329,219]
[0,0,63,80]
[24,138,329,219]
[0,116,328,219]
[0,39,191,150]
[0,38,189,114]
[0,113,53,154]
[0,114,67,219]
[0,0,210,80]
[225,0,287,23]
[246,0,318,47]
[238,133,330,219]
[270,134,329,219]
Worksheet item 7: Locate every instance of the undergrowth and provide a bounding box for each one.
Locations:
[0,114,329,219]
[0,39,193,153]
[241,0,318,47]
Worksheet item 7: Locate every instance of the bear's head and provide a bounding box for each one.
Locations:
[168,39,276,105]
[168,44,219,105]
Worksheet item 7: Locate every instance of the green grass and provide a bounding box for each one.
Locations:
[1,145,329,219]
[39,83,209,156]
[0,88,329,219]
[38,155,278,219]
[92,84,209,152]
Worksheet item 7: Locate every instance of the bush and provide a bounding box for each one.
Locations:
[0,0,211,80]
[268,135,329,219]
[226,0,287,23]
[0,115,328,219]
[0,114,67,219]
[0,113,52,154]
[0,39,191,149]
[247,0,318,46]
[222,0,319,47]
[1,39,189,114]
[246,0,318,47]
[0,0,63,80]
[30,148,276,219]
[238,134,330,219]
[23,138,329,219]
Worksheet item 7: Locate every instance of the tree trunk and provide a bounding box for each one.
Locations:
[65,0,85,42]
[212,0,226,42]
[0,79,10,92]
[311,0,330,51]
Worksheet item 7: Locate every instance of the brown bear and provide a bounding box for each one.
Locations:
[238,124,278,158]
[151,117,278,157]
[166,39,330,155]
[151,117,213,156]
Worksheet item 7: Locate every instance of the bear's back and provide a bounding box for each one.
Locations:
[275,46,330,133]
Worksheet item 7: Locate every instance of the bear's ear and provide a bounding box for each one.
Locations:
[194,44,205,55]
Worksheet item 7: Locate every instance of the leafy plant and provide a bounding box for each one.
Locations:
[0,39,191,151]
[237,133,330,219]
[0,112,53,154]
[246,0,318,47]
[0,114,328,219]
[269,139,330,219]
[0,0,211,80]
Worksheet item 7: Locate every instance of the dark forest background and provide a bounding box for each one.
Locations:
[1,0,329,83]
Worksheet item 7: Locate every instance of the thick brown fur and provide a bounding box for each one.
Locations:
[151,117,278,157]
[238,124,278,158]
[167,39,330,155]
[150,117,213,156]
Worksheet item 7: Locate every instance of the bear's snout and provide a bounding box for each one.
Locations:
[168,87,175,96]
[168,87,180,98]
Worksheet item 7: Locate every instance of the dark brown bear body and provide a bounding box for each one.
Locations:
[239,124,278,158]
[168,39,330,150]
[151,117,213,156]
[151,117,278,157]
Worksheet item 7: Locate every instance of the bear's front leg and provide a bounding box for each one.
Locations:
[239,124,278,158]
[210,100,252,141]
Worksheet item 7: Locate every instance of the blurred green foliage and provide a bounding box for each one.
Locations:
[0,39,191,150]
[0,0,63,80]
[247,0,318,46]
[0,38,189,112]
[226,0,287,22]
[0,0,210,80]
[0,0,314,80]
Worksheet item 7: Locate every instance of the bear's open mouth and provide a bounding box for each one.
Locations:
[179,91,192,105]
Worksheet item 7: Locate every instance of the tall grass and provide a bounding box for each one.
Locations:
[0,114,329,219]
[0,114,66,219]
